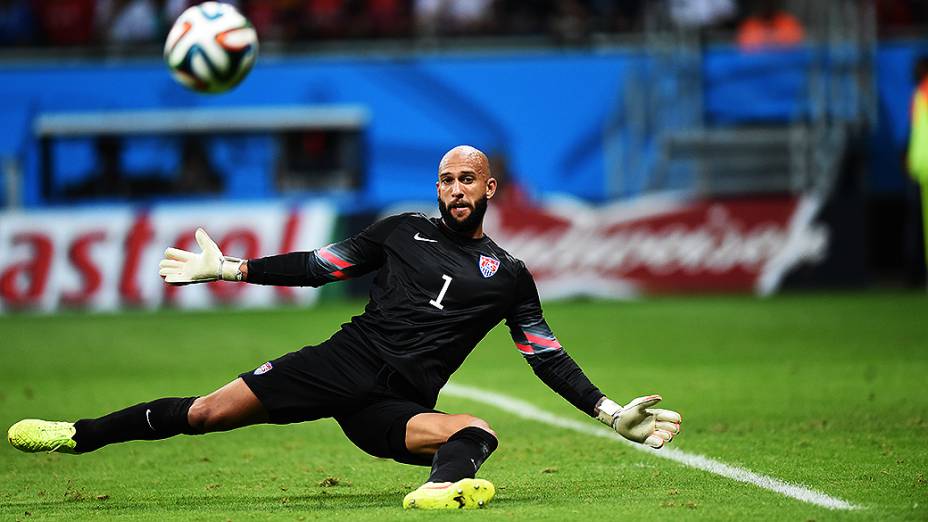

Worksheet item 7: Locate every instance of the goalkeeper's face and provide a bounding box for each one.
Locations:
[436,145,497,236]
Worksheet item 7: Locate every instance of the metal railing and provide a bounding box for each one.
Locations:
[613,0,877,200]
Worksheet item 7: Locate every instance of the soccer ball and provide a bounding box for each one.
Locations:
[164,2,258,94]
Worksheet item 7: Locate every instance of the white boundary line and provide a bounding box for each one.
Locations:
[442,382,860,511]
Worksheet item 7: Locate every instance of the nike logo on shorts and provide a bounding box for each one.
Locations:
[414,233,437,243]
[145,409,155,431]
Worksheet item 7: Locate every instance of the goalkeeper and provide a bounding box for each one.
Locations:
[8,145,681,510]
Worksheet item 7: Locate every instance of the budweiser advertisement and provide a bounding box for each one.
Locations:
[0,202,336,313]
[482,193,830,298]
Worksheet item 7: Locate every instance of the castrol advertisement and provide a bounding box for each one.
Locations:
[0,202,335,313]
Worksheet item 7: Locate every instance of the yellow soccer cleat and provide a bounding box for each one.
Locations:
[402,478,495,510]
[7,419,78,454]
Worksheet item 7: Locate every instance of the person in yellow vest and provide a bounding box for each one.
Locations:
[906,56,928,288]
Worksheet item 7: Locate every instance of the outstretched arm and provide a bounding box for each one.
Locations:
[505,265,682,448]
[159,214,407,287]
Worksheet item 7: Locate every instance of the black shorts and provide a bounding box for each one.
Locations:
[239,335,438,466]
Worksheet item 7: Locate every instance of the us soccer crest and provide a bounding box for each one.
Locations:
[479,255,500,278]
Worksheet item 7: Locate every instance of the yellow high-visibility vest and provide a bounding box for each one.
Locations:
[907,80,928,184]
[909,80,928,271]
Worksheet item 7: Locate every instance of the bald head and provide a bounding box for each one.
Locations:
[435,145,497,238]
[439,145,490,180]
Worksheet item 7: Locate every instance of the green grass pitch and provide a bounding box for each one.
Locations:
[1,293,926,521]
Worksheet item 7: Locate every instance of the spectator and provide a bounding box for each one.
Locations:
[96,0,159,45]
[550,0,590,44]
[875,0,928,36]
[736,0,804,52]
[415,0,493,37]
[875,0,913,35]
[164,0,197,23]
[492,0,554,36]
[668,0,736,30]
[244,0,284,42]
[302,0,348,40]
[0,0,38,46]
[361,0,411,38]
[244,0,327,44]
[31,0,96,46]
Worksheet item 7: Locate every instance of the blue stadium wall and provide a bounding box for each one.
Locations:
[1,41,927,208]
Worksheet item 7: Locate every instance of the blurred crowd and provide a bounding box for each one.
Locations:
[0,0,926,48]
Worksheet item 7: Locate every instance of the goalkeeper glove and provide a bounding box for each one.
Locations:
[596,395,681,449]
[159,228,244,285]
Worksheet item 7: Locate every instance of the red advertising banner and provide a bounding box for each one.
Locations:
[484,194,829,298]
[0,202,336,313]
[0,194,829,313]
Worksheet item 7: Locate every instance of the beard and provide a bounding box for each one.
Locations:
[438,194,489,235]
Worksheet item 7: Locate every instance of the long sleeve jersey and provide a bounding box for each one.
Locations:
[247,213,604,415]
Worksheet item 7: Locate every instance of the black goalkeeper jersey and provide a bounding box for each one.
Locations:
[247,213,603,415]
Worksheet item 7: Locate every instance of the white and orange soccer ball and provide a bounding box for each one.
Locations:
[164,2,258,94]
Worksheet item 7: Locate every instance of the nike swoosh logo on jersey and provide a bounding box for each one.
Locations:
[414,233,437,243]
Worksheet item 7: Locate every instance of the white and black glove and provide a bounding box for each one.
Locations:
[596,395,682,449]
[159,228,244,285]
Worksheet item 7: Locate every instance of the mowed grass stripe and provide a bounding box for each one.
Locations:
[443,382,861,511]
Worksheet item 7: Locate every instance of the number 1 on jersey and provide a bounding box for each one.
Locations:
[429,274,453,310]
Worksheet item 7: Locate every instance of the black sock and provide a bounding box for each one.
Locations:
[427,426,498,483]
[72,397,198,453]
